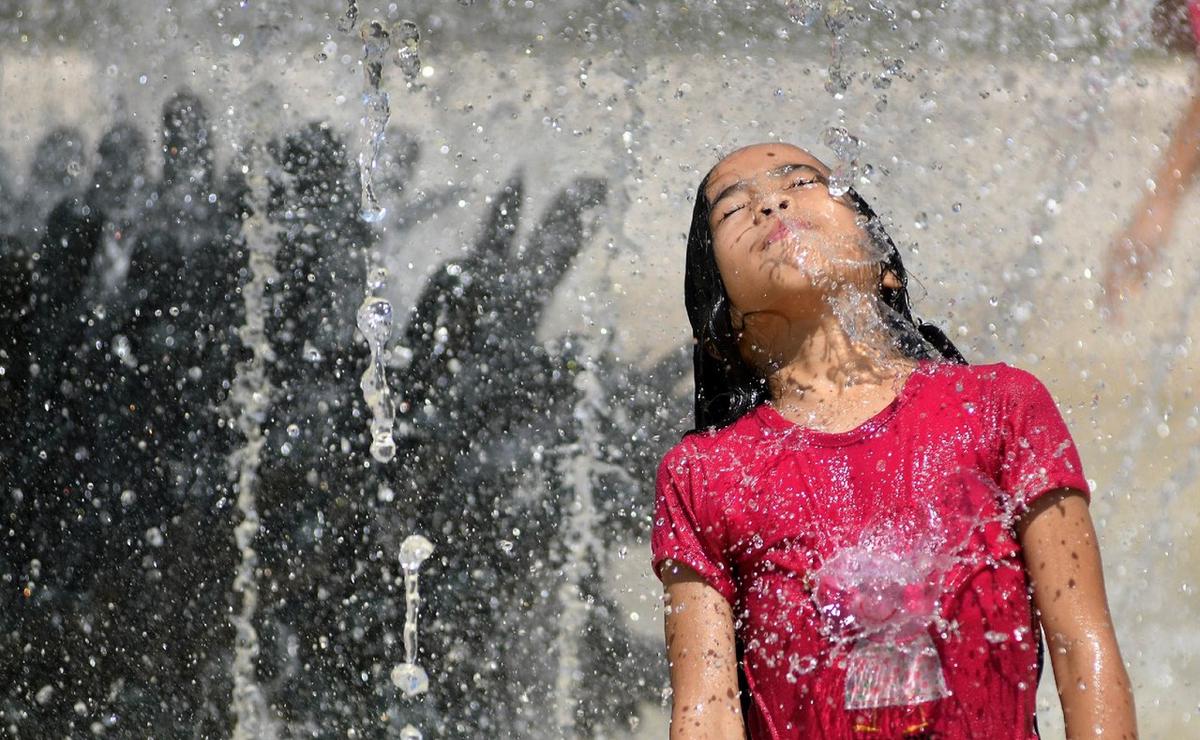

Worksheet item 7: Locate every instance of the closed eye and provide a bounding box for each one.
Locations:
[720,204,746,222]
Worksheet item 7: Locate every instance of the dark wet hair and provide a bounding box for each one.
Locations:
[685,168,966,431]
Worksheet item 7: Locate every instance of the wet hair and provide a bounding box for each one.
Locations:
[684,169,966,431]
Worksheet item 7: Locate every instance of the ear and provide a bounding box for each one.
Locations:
[881,268,903,290]
[729,304,746,332]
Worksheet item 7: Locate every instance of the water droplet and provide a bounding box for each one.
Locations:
[369,434,395,462]
[337,0,359,32]
[823,126,863,197]
[786,0,823,27]
[399,726,423,740]
[399,535,434,571]
[393,20,422,81]
[360,203,387,223]
[357,295,397,463]
[391,662,429,697]
[358,21,392,223]
[355,297,393,343]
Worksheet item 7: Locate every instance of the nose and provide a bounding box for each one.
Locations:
[756,193,791,219]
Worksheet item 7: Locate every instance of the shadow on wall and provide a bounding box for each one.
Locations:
[0,88,690,737]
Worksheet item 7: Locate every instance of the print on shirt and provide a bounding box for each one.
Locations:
[809,468,1010,710]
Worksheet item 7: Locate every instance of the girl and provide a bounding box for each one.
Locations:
[652,143,1137,739]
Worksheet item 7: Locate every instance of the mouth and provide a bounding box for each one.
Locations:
[764,218,816,247]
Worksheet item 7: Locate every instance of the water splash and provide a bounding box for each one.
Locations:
[813,543,951,708]
[804,0,896,94]
[337,0,359,33]
[552,352,610,734]
[391,534,434,698]
[874,57,906,89]
[823,125,863,197]
[608,41,648,259]
[357,21,391,223]
[227,145,282,740]
[394,20,422,83]
[822,0,854,96]
[357,268,397,464]
[786,0,823,27]
[810,482,1001,710]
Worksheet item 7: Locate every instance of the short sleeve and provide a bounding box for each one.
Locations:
[995,366,1090,511]
[651,440,737,604]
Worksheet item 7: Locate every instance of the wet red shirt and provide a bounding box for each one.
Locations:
[652,361,1090,739]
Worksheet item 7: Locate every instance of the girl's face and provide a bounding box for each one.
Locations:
[704,143,881,320]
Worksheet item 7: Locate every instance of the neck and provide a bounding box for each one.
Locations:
[738,297,911,406]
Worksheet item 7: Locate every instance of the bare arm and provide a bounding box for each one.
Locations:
[661,560,747,740]
[1018,489,1138,739]
[1150,72,1200,203]
[1104,70,1200,308]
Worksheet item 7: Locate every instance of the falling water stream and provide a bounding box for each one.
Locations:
[227,144,283,740]
[823,125,863,197]
[357,21,391,224]
[348,12,435,736]
[551,363,607,734]
[391,534,434,739]
[391,535,434,699]
[357,268,398,464]
[338,0,360,35]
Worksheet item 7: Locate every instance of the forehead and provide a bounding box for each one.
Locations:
[704,144,827,199]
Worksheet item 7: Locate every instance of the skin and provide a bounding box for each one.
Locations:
[1018,490,1138,739]
[661,565,747,740]
[662,143,1137,738]
[705,143,915,432]
[1103,63,1200,317]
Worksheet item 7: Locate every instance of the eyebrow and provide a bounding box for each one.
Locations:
[708,163,822,209]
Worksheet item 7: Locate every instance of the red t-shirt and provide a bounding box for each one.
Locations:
[652,361,1090,739]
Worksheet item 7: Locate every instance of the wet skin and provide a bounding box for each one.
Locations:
[704,143,888,321]
[706,142,913,435]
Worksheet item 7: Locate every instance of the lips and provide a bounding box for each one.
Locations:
[764,218,815,247]
[765,221,790,245]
